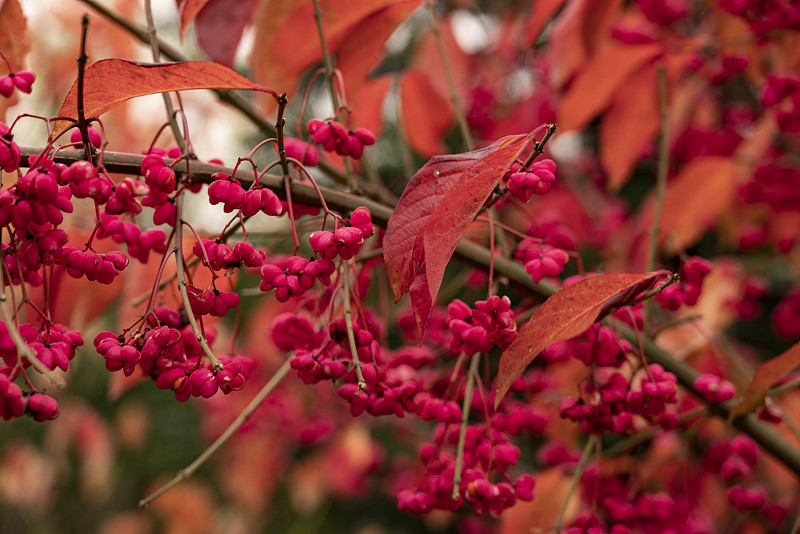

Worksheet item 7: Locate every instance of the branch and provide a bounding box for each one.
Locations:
[17,146,800,479]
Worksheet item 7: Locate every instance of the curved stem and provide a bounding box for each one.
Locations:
[174,193,221,370]
[452,354,480,499]
[342,260,367,390]
[138,359,291,508]
[553,436,597,533]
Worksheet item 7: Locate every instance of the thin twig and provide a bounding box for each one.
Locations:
[426,3,472,150]
[452,354,479,499]
[76,14,94,165]
[174,193,222,370]
[342,261,367,390]
[553,436,597,532]
[138,359,292,508]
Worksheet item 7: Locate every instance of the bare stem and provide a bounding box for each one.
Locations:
[342,261,367,390]
[76,14,94,164]
[452,354,479,499]
[311,0,356,191]
[144,0,185,153]
[426,3,472,150]
[646,65,669,275]
[138,359,291,508]
[553,436,597,532]
[174,193,222,370]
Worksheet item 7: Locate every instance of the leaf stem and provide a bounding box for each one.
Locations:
[76,14,94,165]
[553,436,596,533]
[174,193,222,370]
[342,261,367,391]
[452,353,479,500]
[144,0,185,153]
[426,3,472,150]
[311,0,356,191]
[138,359,291,508]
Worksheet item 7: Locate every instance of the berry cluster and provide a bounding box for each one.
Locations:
[559,364,678,434]
[95,307,250,401]
[397,424,535,515]
[505,158,556,202]
[654,257,711,311]
[760,75,800,132]
[307,119,375,159]
[0,70,34,98]
[514,239,569,284]
[446,295,517,357]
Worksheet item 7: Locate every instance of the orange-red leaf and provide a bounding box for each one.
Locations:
[525,0,568,47]
[384,133,535,337]
[178,0,211,39]
[0,0,30,121]
[558,42,663,131]
[600,63,660,190]
[730,342,800,419]
[54,59,275,135]
[251,0,419,112]
[496,271,669,405]
[195,0,257,66]
[399,69,454,156]
[651,156,738,251]
[337,2,420,102]
[348,76,391,138]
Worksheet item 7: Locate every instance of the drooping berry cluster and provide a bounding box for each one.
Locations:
[94,306,250,401]
[654,257,711,311]
[307,119,375,159]
[505,158,557,202]
[0,70,34,98]
[446,295,517,357]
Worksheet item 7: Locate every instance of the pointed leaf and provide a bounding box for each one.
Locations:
[600,63,660,190]
[558,42,663,131]
[730,342,800,419]
[54,59,275,135]
[384,132,535,336]
[646,156,738,251]
[0,0,30,121]
[195,0,258,66]
[525,0,568,47]
[336,2,420,101]
[178,0,211,39]
[251,0,418,112]
[400,69,454,156]
[495,271,669,406]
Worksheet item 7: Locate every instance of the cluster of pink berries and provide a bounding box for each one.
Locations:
[207,172,280,216]
[560,364,678,434]
[505,158,557,202]
[654,257,711,311]
[397,424,535,515]
[309,207,374,261]
[446,295,517,356]
[719,0,800,38]
[772,288,800,338]
[740,162,800,215]
[0,70,34,98]
[760,75,800,132]
[95,306,249,401]
[307,119,375,159]
[193,239,265,271]
[515,239,569,284]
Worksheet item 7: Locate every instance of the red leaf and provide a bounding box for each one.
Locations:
[0,0,30,121]
[548,0,624,89]
[54,59,275,135]
[495,271,669,406]
[413,15,471,115]
[643,156,738,252]
[178,0,211,40]
[384,132,535,337]
[195,0,258,66]
[730,342,800,419]
[348,77,391,138]
[600,62,660,191]
[558,42,663,132]
[525,0,568,47]
[336,2,420,102]
[251,0,419,112]
[399,69,454,156]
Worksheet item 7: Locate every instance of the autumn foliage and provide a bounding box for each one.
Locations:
[3,0,800,533]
